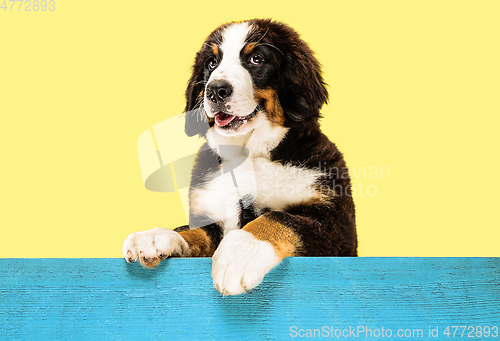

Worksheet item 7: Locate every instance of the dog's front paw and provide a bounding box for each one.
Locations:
[211,229,282,295]
[122,228,191,268]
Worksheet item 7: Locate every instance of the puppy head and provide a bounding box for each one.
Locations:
[184,19,328,138]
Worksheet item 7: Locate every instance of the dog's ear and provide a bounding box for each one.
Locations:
[279,48,328,122]
[184,53,209,137]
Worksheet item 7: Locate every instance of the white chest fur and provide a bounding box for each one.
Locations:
[192,155,322,235]
[192,117,323,235]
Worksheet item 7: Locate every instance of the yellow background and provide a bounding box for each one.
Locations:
[1,1,498,258]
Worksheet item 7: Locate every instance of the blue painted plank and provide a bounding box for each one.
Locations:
[0,258,499,340]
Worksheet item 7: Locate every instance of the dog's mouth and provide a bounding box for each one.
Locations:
[214,106,259,129]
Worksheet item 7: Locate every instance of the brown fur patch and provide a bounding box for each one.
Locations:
[254,88,285,126]
[243,215,302,259]
[244,42,257,55]
[179,228,216,257]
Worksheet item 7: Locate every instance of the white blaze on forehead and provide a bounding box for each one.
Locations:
[205,22,257,118]
[219,22,251,62]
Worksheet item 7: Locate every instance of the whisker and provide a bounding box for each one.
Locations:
[255,28,269,44]
[193,94,205,110]
[256,42,284,55]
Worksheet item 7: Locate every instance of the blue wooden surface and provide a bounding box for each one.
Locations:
[1,258,499,340]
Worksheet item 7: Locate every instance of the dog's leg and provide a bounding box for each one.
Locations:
[176,226,221,257]
[122,225,221,268]
[212,204,357,295]
[211,212,302,296]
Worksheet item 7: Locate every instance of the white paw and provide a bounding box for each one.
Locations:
[122,228,191,268]
[212,229,282,295]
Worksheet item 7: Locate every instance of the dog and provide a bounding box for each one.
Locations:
[123,19,357,295]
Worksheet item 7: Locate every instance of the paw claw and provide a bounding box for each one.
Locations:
[122,228,190,268]
[140,255,160,268]
[125,250,135,263]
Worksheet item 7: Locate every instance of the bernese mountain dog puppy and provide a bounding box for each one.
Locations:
[123,19,357,295]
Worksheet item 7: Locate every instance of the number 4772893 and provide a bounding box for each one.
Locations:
[443,326,499,338]
[1,0,55,11]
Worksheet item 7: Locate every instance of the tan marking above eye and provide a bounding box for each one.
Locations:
[212,44,219,56]
[244,42,257,55]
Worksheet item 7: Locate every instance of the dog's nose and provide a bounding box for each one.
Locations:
[206,80,233,103]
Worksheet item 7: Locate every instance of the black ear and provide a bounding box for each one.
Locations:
[184,54,209,137]
[279,49,329,122]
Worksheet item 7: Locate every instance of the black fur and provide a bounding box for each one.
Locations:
[270,126,357,256]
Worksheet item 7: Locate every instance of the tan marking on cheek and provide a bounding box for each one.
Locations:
[254,88,285,126]
[243,215,302,258]
[179,228,216,257]
[244,42,256,55]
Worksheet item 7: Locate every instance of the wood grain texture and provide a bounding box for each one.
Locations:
[0,258,499,340]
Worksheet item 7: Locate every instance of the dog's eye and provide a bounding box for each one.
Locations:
[207,57,218,71]
[249,54,264,65]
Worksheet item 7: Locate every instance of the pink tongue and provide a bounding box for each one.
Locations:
[215,112,236,127]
